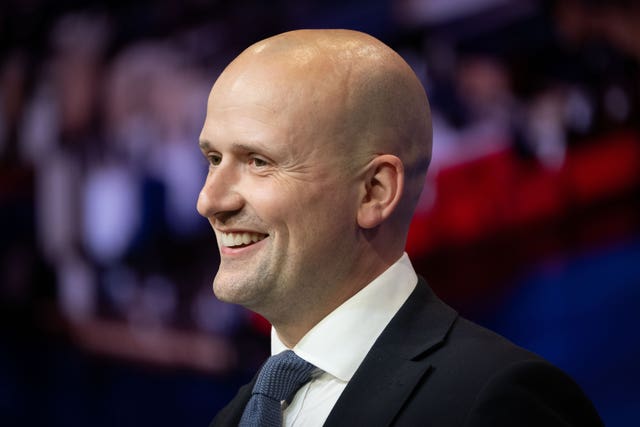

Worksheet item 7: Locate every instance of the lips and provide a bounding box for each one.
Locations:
[218,231,268,248]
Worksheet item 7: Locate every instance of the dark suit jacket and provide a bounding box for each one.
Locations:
[211,277,603,426]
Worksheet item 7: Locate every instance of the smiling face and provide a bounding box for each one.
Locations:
[197,46,365,322]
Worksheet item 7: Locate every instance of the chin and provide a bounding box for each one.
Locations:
[213,276,261,307]
[212,276,240,302]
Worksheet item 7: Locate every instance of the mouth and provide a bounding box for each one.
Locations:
[218,231,268,249]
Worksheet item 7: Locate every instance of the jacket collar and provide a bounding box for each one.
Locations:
[323,277,458,426]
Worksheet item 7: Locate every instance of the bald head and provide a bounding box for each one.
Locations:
[211,29,432,221]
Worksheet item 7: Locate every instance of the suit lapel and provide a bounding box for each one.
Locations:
[324,277,458,426]
[324,347,433,426]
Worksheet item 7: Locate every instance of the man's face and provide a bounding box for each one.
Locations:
[197,61,362,315]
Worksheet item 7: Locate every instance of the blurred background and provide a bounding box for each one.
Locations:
[1,0,639,425]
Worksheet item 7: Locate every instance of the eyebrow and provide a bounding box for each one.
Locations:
[199,139,272,155]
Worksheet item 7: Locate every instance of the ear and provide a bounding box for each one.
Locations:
[357,154,404,229]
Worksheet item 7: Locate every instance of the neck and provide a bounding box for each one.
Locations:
[268,249,403,348]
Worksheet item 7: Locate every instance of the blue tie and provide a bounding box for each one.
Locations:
[239,350,316,427]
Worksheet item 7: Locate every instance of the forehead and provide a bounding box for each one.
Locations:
[211,52,339,111]
[201,58,346,152]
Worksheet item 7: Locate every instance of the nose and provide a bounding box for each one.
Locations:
[197,162,244,222]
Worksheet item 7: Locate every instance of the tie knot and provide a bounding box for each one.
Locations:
[253,350,316,403]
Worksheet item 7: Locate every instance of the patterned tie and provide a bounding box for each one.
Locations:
[239,350,316,427]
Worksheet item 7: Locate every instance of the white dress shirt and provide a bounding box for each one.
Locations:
[271,253,418,427]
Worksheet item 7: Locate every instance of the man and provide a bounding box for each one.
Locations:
[198,29,602,426]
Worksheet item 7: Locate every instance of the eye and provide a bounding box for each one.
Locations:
[208,154,222,166]
[250,156,269,168]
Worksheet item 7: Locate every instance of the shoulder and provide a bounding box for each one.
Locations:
[382,279,602,425]
[401,315,603,426]
[440,316,542,373]
[464,357,603,426]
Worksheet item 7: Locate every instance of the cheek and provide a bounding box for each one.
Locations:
[248,176,319,216]
[247,176,357,236]
[296,189,358,240]
[248,184,290,221]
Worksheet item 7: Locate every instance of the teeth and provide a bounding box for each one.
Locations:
[218,231,267,247]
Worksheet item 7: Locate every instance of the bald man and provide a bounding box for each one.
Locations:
[198,30,602,427]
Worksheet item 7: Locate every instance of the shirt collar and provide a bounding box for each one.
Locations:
[271,252,417,382]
